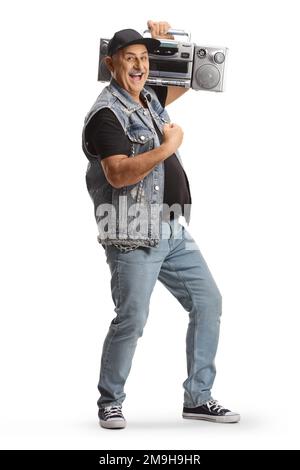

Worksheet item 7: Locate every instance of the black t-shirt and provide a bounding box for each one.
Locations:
[85,86,191,215]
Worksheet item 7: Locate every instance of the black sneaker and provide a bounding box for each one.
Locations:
[182,399,240,423]
[98,405,127,429]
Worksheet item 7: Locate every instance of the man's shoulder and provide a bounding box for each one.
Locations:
[90,106,115,121]
[144,85,157,97]
[86,107,121,135]
[144,85,162,101]
[145,85,168,109]
[86,85,120,125]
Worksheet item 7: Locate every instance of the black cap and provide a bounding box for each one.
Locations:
[107,28,161,57]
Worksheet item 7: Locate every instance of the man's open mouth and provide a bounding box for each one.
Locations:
[129,72,144,82]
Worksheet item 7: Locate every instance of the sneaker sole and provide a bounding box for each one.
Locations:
[99,418,127,429]
[182,412,240,423]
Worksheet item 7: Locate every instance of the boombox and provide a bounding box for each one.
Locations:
[98,29,229,92]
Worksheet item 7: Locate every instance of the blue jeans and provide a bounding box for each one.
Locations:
[97,219,222,410]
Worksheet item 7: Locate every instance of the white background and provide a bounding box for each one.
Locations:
[1,0,299,450]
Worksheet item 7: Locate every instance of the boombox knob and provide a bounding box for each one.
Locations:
[214,52,225,64]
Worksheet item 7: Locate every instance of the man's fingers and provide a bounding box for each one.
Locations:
[147,20,158,35]
[147,20,172,38]
[159,22,170,35]
[147,20,154,30]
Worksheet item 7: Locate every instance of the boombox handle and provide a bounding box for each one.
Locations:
[143,29,191,41]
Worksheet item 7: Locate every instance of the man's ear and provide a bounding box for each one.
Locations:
[104,56,114,74]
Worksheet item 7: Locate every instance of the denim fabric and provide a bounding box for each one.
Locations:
[97,218,222,410]
[82,78,191,251]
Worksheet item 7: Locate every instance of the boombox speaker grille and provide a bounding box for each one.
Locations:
[195,64,220,90]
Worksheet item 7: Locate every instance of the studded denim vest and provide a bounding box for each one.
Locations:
[82,77,191,251]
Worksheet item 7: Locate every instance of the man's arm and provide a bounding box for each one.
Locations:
[147,20,190,106]
[101,123,184,188]
[165,86,189,106]
[101,143,172,188]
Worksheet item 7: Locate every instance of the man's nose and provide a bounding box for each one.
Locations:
[134,58,144,69]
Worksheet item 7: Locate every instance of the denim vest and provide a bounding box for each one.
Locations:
[82,77,191,251]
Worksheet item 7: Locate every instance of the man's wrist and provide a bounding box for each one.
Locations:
[160,142,173,158]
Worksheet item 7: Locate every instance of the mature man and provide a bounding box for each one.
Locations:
[82,20,240,429]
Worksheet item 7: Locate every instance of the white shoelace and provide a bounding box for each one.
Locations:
[206,399,226,413]
[104,405,123,418]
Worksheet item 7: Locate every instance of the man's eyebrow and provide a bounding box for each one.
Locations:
[124,51,148,56]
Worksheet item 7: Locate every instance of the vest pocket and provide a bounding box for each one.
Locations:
[126,127,154,147]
